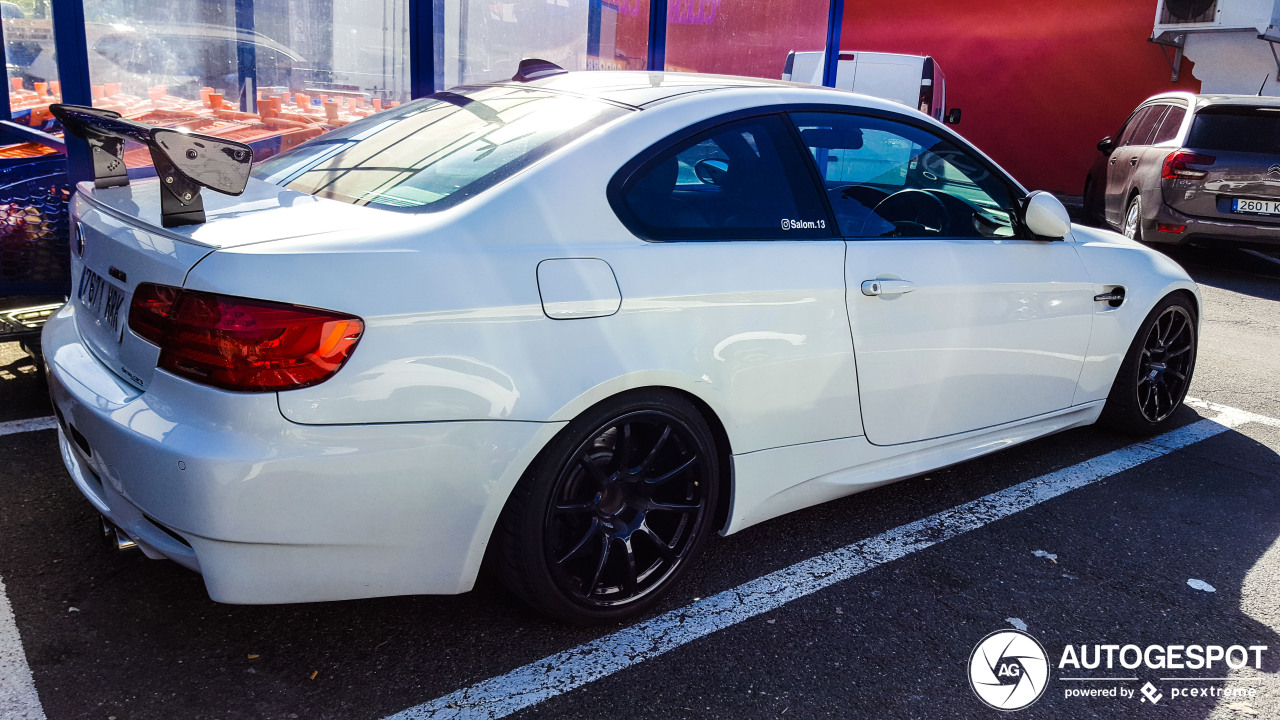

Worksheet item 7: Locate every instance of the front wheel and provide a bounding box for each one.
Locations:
[1098,294,1198,435]
[491,391,721,624]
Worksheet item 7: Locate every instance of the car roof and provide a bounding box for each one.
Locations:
[1194,94,1280,109]
[1142,91,1280,111]
[486,70,817,108]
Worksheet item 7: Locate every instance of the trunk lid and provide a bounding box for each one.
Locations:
[1163,104,1280,225]
[70,177,390,390]
[1162,148,1280,224]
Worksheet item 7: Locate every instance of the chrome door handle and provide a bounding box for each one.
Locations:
[861,279,916,296]
[1129,156,1139,166]
[1094,287,1126,307]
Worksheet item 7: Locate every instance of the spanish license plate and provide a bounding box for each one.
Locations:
[1231,198,1280,216]
[77,266,125,339]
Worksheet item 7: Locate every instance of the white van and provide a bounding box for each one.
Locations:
[783,51,960,125]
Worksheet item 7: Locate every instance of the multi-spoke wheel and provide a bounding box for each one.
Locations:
[491,391,720,624]
[1123,195,1144,242]
[1099,294,1198,435]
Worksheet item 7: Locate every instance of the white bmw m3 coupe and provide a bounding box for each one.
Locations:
[44,64,1199,623]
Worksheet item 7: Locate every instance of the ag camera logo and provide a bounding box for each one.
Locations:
[969,630,1050,711]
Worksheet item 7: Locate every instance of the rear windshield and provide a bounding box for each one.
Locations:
[252,86,627,212]
[1185,106,1280,154]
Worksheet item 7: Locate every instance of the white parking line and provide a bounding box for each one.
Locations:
[385,402,1270,720]
[0,417,56,438]
[0,575,46,720]
[1187,396,1280,429]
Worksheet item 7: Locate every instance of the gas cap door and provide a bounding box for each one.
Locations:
[536,258,622,320]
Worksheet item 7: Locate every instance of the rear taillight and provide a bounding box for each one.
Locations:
[1162,150,1215,180]
[128,282,180,344]
[128,283,363,392]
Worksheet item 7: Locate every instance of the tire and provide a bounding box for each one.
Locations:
[1098,294,1198,436]
[1122,195,1144,242]
[491,391,721,624]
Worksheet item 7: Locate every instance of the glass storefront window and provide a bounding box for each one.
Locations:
[441,0,649,88]
[3,0,60,132]
[663,0,828,80]
[71,0,409,167]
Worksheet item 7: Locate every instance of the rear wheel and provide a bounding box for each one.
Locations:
[492,391,720,624]
[1098,294,1197,435]
[1122,195,1144,242]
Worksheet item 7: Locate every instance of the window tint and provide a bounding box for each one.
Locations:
[1120,105,1165,146]
[1118,106,1151,146]
[1186,106,1280,154]
[618,115,829,240]
[1112,112,1138,148]
[253,86,626,212]
[1151,105,1187,144]
[789,112,1019,239]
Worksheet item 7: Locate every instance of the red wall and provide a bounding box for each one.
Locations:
[841,0,1200,194]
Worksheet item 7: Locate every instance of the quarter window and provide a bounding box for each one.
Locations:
[790,112,1019,239]
[618,115,829,240]
[1151,105,1187,144]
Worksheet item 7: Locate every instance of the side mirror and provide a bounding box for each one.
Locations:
[694,158,729,186]
[1096,136,1115,154]
[1022,191,1072,239]
[944,108,962,125]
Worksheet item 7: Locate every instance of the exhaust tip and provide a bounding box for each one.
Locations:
[98,516,138,552]
[114,529,138,552]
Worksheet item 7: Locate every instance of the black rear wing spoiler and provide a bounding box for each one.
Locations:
[50,104,254,227]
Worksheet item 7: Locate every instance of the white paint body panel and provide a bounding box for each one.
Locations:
[43,74,1200,603]
[846,238,1094,446]
[536,258,622,319]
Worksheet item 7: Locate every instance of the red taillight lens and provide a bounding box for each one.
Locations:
[128,283,363,392]
[128,282,180,344]
[1162,150,1215,180]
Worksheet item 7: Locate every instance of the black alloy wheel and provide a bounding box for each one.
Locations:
[491,391,720,624]
[1099,294,1198,435]
[1134,303,1196,423]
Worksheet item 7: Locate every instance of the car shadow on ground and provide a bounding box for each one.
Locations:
[2,403,1278,720]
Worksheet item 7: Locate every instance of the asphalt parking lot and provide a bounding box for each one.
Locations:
[2,243,1279,720]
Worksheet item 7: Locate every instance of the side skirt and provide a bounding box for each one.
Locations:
[723,401,1105,534]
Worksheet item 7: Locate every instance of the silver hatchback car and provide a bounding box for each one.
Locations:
[1084,92,1280,247]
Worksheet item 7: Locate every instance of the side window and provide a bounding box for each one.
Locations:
[1151,105,1187,144]
[1136,106,1170,145]
[1113,112,1138,149]
[1119,106,1164,147]
[618,115,829,240]
[789,112,1019,239]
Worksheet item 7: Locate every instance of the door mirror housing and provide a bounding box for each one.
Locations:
[944,108,962,125]
[1022,191,1072,239]
[1097,136,1115,154]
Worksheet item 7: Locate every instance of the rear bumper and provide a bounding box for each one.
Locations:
[1150,202,1280,247]
[42,302,561,604]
